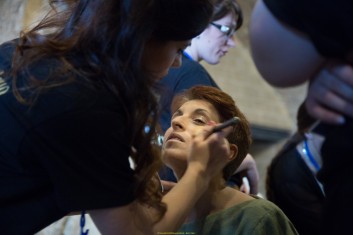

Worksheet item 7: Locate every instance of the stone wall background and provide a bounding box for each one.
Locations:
[0,0,24,43]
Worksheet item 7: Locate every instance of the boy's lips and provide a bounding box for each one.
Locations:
[166,133,185,142]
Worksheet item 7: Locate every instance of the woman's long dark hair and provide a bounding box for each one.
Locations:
[11,0,213,221]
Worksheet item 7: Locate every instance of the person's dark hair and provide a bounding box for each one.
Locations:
[10,0,213,221]
[172,85,252,181]
[212,0,243,30]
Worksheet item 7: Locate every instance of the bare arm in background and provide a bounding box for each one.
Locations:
[305,61,353,124]
[249,0,353,124]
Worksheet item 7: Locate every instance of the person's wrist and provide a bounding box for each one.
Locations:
[184,164,211,188]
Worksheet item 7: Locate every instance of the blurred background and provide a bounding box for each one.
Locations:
[0,0,308,198]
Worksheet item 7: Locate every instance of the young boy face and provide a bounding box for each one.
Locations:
[162,99,221,171]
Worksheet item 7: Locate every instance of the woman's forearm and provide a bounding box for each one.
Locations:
[153,167,209,233]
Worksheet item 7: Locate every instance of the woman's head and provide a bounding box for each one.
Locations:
[13,0,214,222]
[185,0,243,64]
[152,0,215,41]
[16,0,214,81]
[141,0,214,79]
[163,85,252,181]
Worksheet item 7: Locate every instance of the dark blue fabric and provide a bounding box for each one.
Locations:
[0,40,135,234]
[317,119,353,235]
[267,139,325,235]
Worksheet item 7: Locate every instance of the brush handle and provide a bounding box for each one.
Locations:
[212,117,240,133]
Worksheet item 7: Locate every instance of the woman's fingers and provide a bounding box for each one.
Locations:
[306,63,353,124]
[187,125,232,178]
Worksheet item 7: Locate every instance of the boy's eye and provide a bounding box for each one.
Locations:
[194,118,206,124]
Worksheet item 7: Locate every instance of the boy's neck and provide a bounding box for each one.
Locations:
[185,177,229,222]
[184,47,200,62]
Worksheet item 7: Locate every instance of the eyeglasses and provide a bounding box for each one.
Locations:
[210,22,236,38]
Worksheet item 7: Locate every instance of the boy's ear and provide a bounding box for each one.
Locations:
[228,144,238,162]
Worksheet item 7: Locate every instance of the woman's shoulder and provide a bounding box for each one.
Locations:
[217,189,294,224]
[213,189,286,219]
[217,195,298,234]
[182,57,207,73]
[234,194,288,215]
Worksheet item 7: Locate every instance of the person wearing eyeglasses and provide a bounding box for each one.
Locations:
[158,0,260,195]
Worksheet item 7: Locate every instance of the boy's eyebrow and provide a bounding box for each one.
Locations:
[193,108,211,118]
[171,108,212,120]
[172,108,211,118]
[171,109,182,119]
